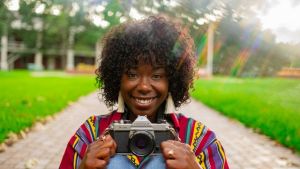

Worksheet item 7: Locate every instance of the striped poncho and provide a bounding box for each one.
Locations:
[59,111,229,169]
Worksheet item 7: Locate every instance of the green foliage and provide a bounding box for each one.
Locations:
[191,77,300,152]
[76,0,124,49]
[42,13,70,49]
[104,0,124,27]
[2,0,299,77]
[0,71,97,142]
[2,0,126,56]
[75,25,104,50]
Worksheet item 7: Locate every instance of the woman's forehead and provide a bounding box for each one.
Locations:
[127,63,165,69]
[123,53,168,72]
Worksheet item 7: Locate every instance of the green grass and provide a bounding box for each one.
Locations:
[0,70,97,143]
[191,77,300,153]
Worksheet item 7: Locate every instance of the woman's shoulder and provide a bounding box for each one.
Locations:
[174,114,229,168]
[174,113,218,151]
[75,111,122,142]
[84,110,122,124]
[65,111,122,159]
[174,113,206,127]
[88,110,115,119]
[175,112,216,136]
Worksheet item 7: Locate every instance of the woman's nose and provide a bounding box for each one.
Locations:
[137,77,151,94]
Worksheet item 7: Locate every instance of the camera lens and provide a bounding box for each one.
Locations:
[129,131,155,157]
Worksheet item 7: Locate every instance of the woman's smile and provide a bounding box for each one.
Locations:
[133,96,156,105]
[130,96,159,110]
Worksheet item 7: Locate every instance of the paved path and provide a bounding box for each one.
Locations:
[0,92,299,169]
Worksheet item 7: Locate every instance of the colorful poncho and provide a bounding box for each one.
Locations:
[59,111,229,169]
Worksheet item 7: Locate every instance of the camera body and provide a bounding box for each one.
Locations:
[107,115,177,157]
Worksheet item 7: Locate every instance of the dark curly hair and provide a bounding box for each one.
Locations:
[96,16,196,108]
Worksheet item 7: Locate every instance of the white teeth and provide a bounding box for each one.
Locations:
[135,98,153,104]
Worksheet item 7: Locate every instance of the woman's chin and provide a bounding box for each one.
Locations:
[133,111,151,117]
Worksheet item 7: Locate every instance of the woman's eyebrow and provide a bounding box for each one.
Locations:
[127,66,137,70]
[154,65,165,69]
[152,64,165,69]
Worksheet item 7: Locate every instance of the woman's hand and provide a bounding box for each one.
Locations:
[161,140,202,169]
[79,134,117,169]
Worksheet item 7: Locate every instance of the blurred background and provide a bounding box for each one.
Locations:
[0,0,299,156]
[1,0,300,75]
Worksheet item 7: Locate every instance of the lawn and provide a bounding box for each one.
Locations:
[0,71,97,143]
[191,77,300,152]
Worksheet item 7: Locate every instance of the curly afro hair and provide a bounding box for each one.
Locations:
[96,16,196,108]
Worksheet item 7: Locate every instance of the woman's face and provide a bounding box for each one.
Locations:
[120,63,169,122]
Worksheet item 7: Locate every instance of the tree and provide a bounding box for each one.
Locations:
[2,0,298,74]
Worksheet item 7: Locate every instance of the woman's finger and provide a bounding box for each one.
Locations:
[165,159,178,169]
[91,135,116,158]
[100,134,117,156]
[161,141,177,159]
[91,134,115,151]
[95,147,112,163]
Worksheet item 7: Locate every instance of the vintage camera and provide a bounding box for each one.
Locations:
[107,115,177,157]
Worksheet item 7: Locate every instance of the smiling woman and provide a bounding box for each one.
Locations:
[59,16,229,169]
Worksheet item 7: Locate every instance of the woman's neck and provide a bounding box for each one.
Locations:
[128,113,156,123]
[124,103,166,123]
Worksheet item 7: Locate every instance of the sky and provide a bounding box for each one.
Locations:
[257,0,300,43]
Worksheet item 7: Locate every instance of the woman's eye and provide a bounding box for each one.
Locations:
[152,74,162,79]
[127,72,137,78]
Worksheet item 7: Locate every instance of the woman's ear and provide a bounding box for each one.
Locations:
[117,91,125,113]
[165,93,176,114]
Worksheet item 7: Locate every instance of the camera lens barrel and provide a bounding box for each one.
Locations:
[129,131,155,157]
